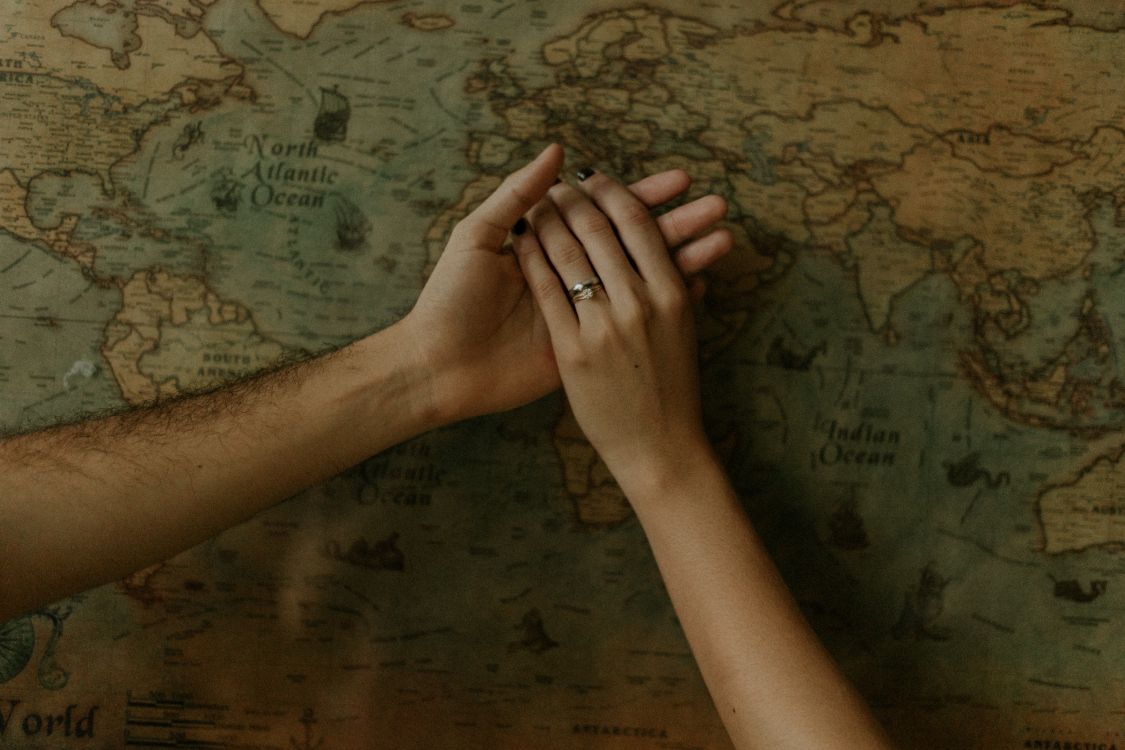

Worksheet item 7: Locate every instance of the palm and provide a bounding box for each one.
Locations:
[413,245,558,419]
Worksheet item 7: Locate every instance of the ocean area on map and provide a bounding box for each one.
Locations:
[1,0,1122,747]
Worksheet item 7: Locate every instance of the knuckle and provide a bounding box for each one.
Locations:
[588,322,618,350]
[513,237,536,258]
[617,296,651,330]
[554,241,589,268]
[558,342,587,368]
[562,339,598,368]
[656,284,689,315]
[665,209,689,240]
[527,201,549,223]
[532,275,563,301]
[618,199,652,228]
[618,306,645,332]
[574,212,614,239]
[638,295,655,321]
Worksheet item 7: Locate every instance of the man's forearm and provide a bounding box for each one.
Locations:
[625,450,895,749]
[0,320,439,622]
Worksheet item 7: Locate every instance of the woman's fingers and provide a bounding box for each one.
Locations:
[505,164,728,327]
[525,199,597,290]
[627,169,691,208]
[582,168,729,271]
[511,224,578,341]
[672,225,733,306]
[546,181,636,296]
[673,228,733,276]
[596,169,731,283]
[657,194,728,248]
[572,169,680,291]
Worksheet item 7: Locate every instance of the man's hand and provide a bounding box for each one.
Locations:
[405,143,731,424]
[0,144,731,623]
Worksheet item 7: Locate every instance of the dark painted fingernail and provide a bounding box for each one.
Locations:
[511,217,528,236]
[576,167,596,181]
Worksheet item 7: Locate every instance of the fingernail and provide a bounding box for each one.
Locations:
[553,177,562,184]
[576,167,596,181]
[511,217,528,236]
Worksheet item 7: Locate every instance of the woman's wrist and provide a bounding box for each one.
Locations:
[609,431,726,510]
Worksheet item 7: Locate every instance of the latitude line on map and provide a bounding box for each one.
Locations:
[936,528,1042,568]
[0,248,32,274]
[352,43,377,59]
[429,87,469,124]
[316,154,379,175]
[240,40,318,105]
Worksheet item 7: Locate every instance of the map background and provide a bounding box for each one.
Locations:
[1,1,1123,747]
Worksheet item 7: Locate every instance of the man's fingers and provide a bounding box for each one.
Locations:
[453,144,564,252]
[672,228,733,276]
[657,195,728,248]
[626,169,691,208]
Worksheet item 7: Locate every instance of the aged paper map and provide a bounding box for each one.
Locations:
[1,1,1124,747]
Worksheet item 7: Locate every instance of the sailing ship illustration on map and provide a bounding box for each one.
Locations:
[210,168,244,213]
[508,609,559,654]
[314,86,350,141]
[325,532,405,571]
[334,196,371,250]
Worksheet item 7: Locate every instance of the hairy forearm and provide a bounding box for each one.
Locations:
[0,320,438,622]
[624,450,895,750]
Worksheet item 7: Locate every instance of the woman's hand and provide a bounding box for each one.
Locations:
[406,144,731,425]
[512,175,900,750]
[511,167,720,495]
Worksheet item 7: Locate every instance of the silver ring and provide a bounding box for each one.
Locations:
[569,278,603,302]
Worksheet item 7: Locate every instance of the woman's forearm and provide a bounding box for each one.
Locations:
[0,321,439,623]
[623,448,896,750]
[513,166,892,747]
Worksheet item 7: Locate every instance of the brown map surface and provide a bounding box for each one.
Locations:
[1,1,1122,748]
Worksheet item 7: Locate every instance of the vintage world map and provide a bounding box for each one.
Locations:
[1,0,1123,747]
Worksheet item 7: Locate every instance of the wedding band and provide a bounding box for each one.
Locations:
[569,278,603,302]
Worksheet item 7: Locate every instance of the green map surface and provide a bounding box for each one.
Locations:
[1,1,1124,747]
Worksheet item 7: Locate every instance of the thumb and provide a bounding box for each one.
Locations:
[453,143,564,252]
